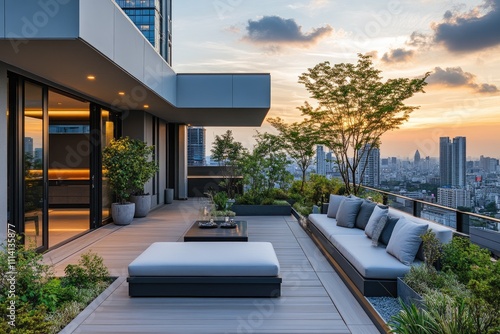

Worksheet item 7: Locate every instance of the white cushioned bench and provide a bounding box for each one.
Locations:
[127,242,282,297]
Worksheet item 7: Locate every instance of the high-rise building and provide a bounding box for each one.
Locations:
[437,187,471,209]
[414,150,420,165]
[358,144,380,187]
[116,0,173,65]
[187,127,206,166]
[451,137,466,187]
[316,145,326,176]
[439,136,466,187]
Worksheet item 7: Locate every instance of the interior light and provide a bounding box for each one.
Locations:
[143,104,149,109]
[87,75,95,80]
[118,92,125,96]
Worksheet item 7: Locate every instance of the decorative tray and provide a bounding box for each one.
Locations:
[198,221,218,228]
[220,222,237,228]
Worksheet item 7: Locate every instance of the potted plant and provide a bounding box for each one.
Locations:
[128,140,158,218]
[102,137,157,224]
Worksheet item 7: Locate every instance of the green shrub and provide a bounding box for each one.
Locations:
[441,236,492,284]
[64,251,110,289]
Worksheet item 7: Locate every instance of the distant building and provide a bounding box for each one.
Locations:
[414,150,421,165]
[439,136,466,187]
[358,144,380,187]
[187,127,206,166]
[24,137,33,159]
[480,155,499,173]
[437,187,471,209]
[316,145,326,176]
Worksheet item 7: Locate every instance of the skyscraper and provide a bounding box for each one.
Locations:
[414,150,420,165]
[451,136,466,187]
[187,127,206,166]
[358,144,380,187]
[439,136,466,187]
[116,0,173,65]
[316,145,326,176]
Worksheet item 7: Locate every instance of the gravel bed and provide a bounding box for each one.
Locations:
[366,296,402,323]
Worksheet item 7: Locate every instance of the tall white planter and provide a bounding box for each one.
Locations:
[111,202,135,225]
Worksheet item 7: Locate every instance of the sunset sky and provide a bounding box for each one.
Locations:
[173,0,500,159]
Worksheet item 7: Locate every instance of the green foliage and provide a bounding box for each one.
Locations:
[389,301,437,334]
[0,242,111,333]
[210,130,246,198]
[212,191,228,211]
[299,53,429,195]
[293,201,312,217]
[102,137,158,203]
[395,237,500,333]
[267,117,321,193]
[421,230,442,269]
[64,250,110,289]
[441,236,492,285]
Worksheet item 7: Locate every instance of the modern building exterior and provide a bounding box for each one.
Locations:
[437,187,471,209]
[440,136,466,187]
[187,126,205,166]
[414,150,420,165]
[116,0,172,65]
[0,0,270,251]
[358,144,380,187]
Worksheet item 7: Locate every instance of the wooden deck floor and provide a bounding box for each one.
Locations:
[44,199,380,334]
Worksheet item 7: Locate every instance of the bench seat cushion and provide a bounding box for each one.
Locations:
[330,235,419,279]
[128,242,280,277]
[308,214,366,239]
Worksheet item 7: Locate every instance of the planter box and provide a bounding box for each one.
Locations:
[397,277,423,309]
[231,204,291,216]
[470,227,500,257]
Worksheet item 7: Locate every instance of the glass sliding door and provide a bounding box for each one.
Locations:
[23,82,45,248]
[47,90,91,248]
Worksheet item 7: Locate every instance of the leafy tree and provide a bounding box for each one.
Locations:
[298,53,429,195]
[240,131,292,200]
[267,117,321,193]
[210,130,246,198]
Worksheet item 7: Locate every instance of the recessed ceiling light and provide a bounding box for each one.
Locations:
[87,75,95,80]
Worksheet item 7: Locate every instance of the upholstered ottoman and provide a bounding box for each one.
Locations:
[127,242,282,297]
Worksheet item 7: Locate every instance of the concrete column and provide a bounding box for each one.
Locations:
[177,124,188,199]
[0,64,8,242]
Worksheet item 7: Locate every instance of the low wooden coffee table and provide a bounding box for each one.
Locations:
[183,220,248,242]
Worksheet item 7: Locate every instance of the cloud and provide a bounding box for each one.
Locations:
[243,16,333,48]
[381,48,415,63]
[406,31,432,49]
[288,0,329,10]
[433,0,500,52]
[427,67,498,93]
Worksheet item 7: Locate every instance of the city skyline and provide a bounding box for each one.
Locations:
[173,0,500,159]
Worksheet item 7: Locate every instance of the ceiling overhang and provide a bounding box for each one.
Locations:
[0,0,270,127]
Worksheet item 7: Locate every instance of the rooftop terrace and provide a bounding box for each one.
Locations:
[44,199,381,334]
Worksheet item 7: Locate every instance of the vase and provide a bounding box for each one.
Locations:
[111,202,135,225]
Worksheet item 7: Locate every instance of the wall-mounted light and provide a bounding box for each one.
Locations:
[118,92,125,96]
[143,104,149,109]
[87,75,95,80]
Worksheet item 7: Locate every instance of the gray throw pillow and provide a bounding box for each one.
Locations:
[386,217,428,265]
[336,198,363,228]
[364,205,389,239]
[355,200,377,230]
[379,216,400,246]
[326,194,345,218]
[371,215,388,246]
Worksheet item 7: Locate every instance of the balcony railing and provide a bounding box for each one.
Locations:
[363,186,500,257]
